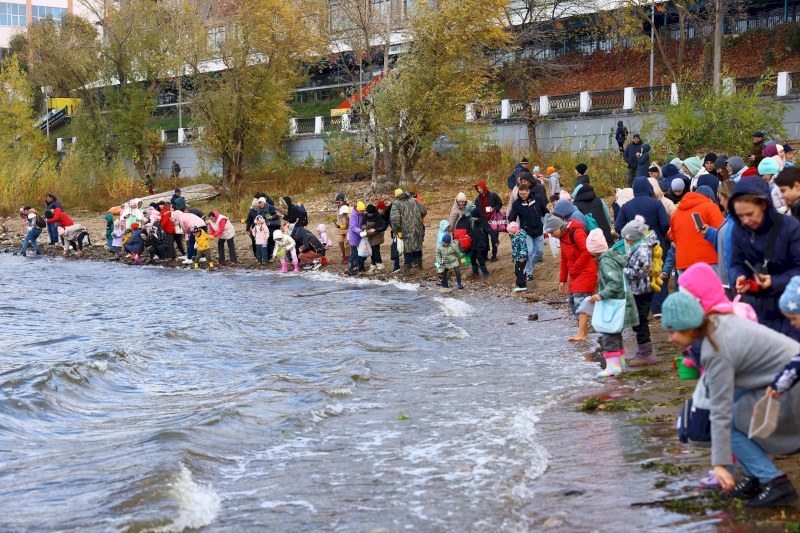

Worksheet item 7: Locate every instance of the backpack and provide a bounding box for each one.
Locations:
[584,213,599,231]
[709,295,758,323]
[622,126,629,138]
[296,204,308,227]
[35,214,46,229]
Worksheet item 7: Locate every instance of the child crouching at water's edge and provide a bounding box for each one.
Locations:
[192,226,214,269]
[435,233,462,292]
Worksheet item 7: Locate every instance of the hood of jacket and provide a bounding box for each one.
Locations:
[474,179,489,196]
[104,213,113,223]
[438,219,451,232]
[574,184,598,202]
[647,178,665,200]
[280,196,293,210]
[729,176,775,232]
[640,144,651,153]
[617,120,623,127]
[678,263,729,312]
[632,176,654,198]
[676,191,713,211]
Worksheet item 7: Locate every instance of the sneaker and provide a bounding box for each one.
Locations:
[182,258,194,265]
[745,476,799,508]
[457,284,464,289]
[177,255,187,260]
[311,262,322,271]
[229,262,237,267]
[368,265,376,273]
[489,255,498,263]
[721,475,760,500]
[513,287,527,292]
[526,274,534,281]
[653,312,663,319]
[200,258,207,263]
[376,263,385,271]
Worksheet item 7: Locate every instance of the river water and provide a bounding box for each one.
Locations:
[0,254,702,532]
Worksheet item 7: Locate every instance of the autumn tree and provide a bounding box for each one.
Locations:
[367,0,509,188]
[0,54,48,157]
[173,0,326,189]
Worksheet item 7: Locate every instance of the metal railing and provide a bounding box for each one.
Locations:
[475,103,502,120]
[163,129,179,143]
[590,89,625,111]
[735,75,775,96]
[322,115,343,132]
[295,118,316,135]
[548,94,580,115]
[509,99,528,119]
[633,85,672,108]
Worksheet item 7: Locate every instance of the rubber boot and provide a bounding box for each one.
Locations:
[628,342,657,367]
[280,260,289,273]
[209,262,215,270]
[293,260,300,273]
[596,352,623,379]
[348,261,356,276]
[619,348,627,370]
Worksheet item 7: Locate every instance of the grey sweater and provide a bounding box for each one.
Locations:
[702,314,800,467]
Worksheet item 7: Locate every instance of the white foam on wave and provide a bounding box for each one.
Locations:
[433,297,475,317]
[444,323,470,339]
[88,361,108,372]
[260,499,317,513]
[305,270,419,292]
[309,403,345,422]
[156,464,221,533]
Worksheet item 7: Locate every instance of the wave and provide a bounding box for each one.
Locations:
[155,464,221,532]
[304,271,419,292]
[433,297,475,317]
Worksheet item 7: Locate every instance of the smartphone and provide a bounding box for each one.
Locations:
[692,213,704,231]
[744,259,760,276]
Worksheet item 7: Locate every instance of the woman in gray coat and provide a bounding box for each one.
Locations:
[661,291,800,508]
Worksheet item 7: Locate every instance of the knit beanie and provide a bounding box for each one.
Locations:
[546,166,556,175]
[559,190,572,201]
[366,204,377,215]
[703,152,717,164]
[131,223,139,230]
[507,221,520,235]
[394,188,403,198]
[661,163,679,179]
[585,228,608,255]
[273,230,283,239]
[377,200,387,210]
[543,213,565,234]
[258,197,267,204]
[727,156,746,175]
[758,157,780,176]
[621,215,648,242]
[741,166,760,179]
[683,156,702,176]
[715,154,729,171]
[533,166,541,174]
[553,199,575,219]
[356,201,366,212]
[779,276,800,313]
[456,192,467,202]
[575,163,588,175]
[441,233,452,244]
[696,185,716,202]
[670,157,683,169]
[661,292,705,332]
[251,198,260,208]
[763,142,779,158]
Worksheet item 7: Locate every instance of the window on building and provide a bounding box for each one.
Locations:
[0,3,26,27]
[31,5,67,24]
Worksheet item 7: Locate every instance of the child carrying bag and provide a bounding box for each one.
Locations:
[590,276,628,334]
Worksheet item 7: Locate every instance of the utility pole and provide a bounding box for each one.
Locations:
[649,0,654,89]
[713,0,724,93]
[384,0,392,77]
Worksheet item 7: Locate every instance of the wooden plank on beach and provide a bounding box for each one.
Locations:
[112,184,221,210]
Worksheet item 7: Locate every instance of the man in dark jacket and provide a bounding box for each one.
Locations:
[474,179,503,261]
[615,176,670,247]
[508,183,548,280]
[750,131,765,168]
[573,184,614,245]
[623,134,642,187]
[615,120,628,154]
[519,171,547,200]
[507,157,530,190]
[729,177,800,340]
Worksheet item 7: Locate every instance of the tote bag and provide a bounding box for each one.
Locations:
[591,277,628,334]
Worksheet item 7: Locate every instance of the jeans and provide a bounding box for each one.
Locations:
[21,229,41,255]
[525,235,544,277]
[106,235,113,249]
[515,260,527,288]
[602,332,623,352]
[47,222,59,244]
[732,389,783,483]
[569,292,593,320]
[633,292,654,345]
[255,244,268,262]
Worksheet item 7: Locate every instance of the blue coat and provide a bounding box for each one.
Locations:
[125,229,143,253]
[728,177,800,339]
[615,177,670,247]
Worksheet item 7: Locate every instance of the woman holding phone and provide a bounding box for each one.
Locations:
[728,177,800,340]
[669,184,724,275]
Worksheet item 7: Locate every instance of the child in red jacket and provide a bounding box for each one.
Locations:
[545,213,598,342]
